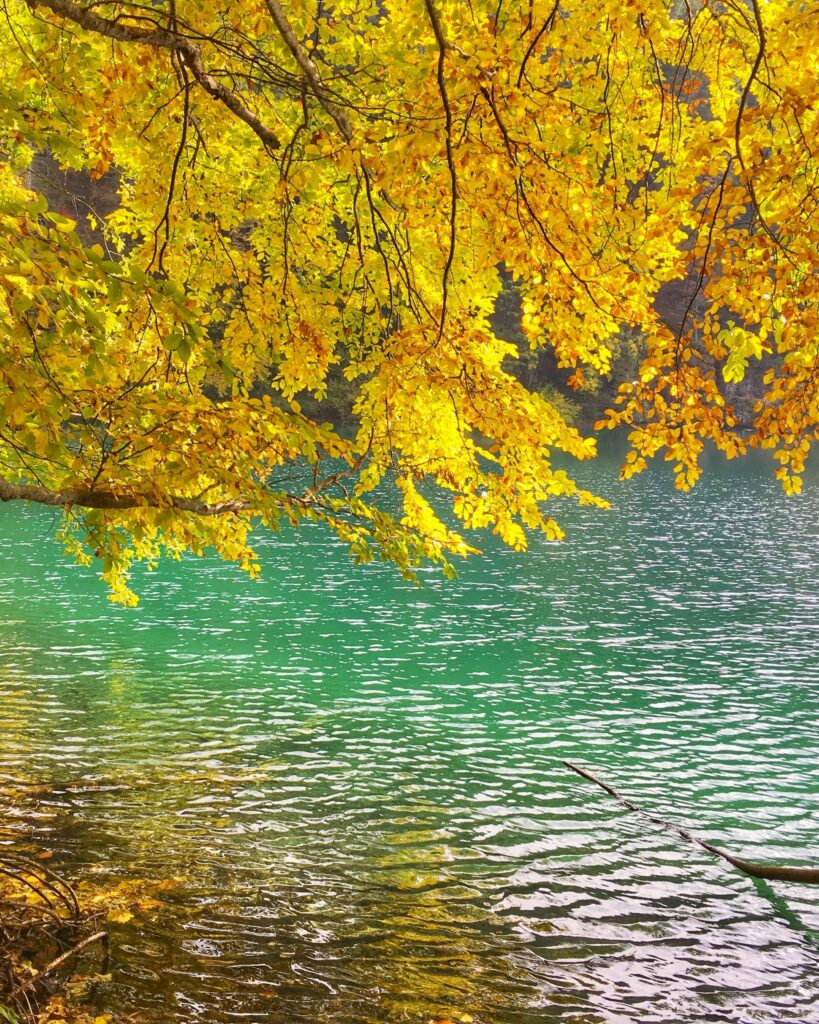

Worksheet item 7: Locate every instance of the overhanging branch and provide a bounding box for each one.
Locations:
[0,477,255,515]
[264,0,353,142]
[28,0,282,151]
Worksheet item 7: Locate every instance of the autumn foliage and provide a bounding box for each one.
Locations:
[0,0,817,601]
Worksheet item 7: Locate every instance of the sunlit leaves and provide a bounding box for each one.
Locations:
[0,0,817,599]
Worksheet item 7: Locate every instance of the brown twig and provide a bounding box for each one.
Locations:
[1,854,80,919]
[423,0,458,341]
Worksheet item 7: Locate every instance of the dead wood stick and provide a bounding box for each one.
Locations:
[563,760,819,884]
[0,853,81,918]
[9,930,109,1000]
[0,866,67,919]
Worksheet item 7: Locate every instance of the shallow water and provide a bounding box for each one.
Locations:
[2,447,819,1024]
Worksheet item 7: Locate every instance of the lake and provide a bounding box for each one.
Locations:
[2,444,819,1024]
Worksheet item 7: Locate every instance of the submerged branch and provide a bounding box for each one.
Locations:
[563,760,819,884]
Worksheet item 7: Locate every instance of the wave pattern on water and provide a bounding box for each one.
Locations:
[1,454,819,1024]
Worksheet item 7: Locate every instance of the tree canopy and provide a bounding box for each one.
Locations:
[0,0,817,602]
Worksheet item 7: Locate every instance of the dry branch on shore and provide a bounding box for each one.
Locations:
[0,853,108,1024]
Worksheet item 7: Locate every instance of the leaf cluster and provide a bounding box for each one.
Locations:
[0,0,816,597]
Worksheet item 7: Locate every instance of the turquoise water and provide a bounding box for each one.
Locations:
[2,448,819,1024]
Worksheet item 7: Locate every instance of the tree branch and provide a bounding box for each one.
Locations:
[733,0,792,258]
[564,761,819,884]
[0,477,255,515]
[28,0,281,151]
[264,0,353,142]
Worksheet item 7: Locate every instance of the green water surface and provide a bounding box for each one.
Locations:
[1,447,819,1024]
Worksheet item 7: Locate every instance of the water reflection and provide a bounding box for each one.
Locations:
[1,451,819,1023]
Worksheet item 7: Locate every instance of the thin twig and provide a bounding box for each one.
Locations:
[423,0,458,341]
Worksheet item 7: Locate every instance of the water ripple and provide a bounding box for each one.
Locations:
[1,451,819,1023]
